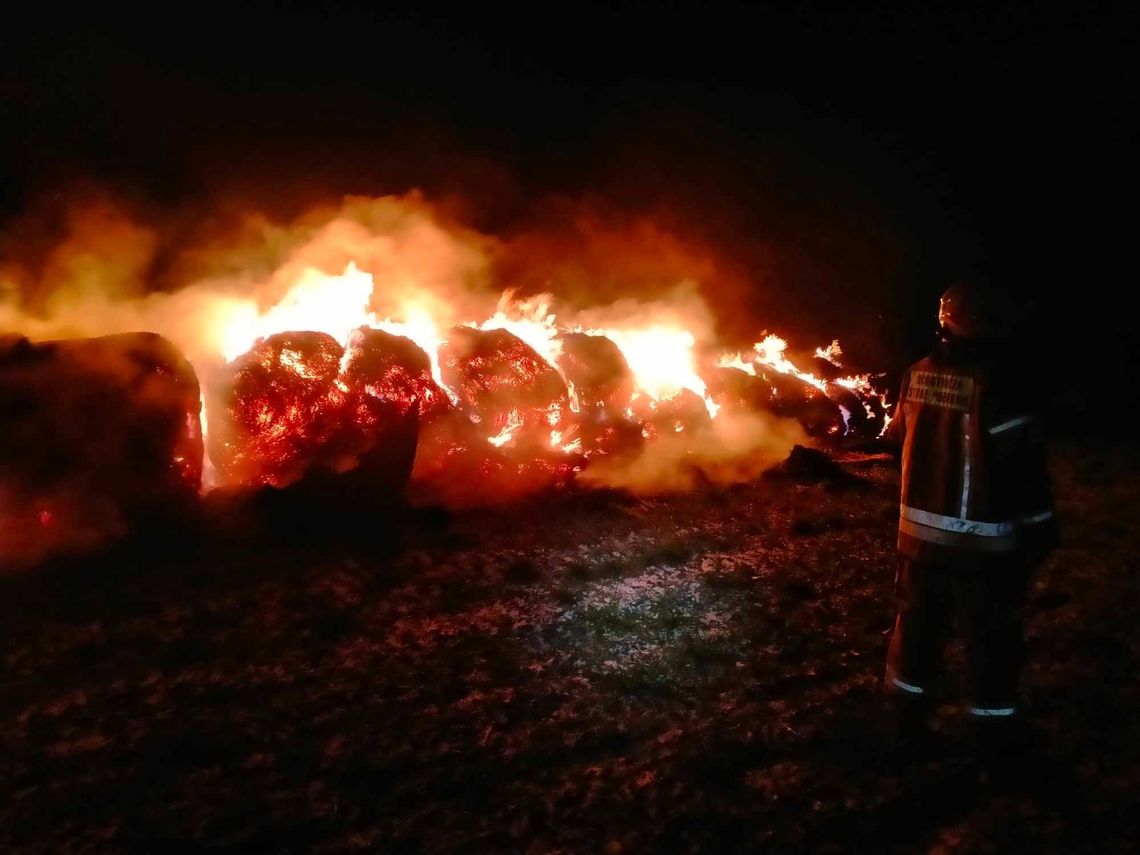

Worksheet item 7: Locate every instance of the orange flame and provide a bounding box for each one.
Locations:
[219,263,376,362]
[753,334,827,392]
[814,339,843,365]
[375,308,458,404]
[488,409,524,447]
[190,251,887,489]
[477,292,563,369]
[717,352,757,376]
[549,429,583,454]
[581,325,719,417]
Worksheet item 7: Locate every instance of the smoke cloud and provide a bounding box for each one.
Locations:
[1,186,854,518]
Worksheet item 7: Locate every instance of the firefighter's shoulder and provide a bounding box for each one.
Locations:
[900,355,938,385]
[909,354,937,373]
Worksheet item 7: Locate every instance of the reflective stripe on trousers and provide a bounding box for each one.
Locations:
[887,558,1029,715]
[900,506,1019,553]
[902,506,1015,537]
[968,706,1016,717]
[885,665,925,695]
[988,414,1034,435]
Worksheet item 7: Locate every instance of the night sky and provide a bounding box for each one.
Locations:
[2,2,1135,430]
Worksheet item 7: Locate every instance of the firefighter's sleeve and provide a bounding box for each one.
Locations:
[989,408,1060,563]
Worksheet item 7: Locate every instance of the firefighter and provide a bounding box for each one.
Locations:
[883,280,1059,774]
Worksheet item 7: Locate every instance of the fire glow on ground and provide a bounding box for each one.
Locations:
[1,444,1137,850]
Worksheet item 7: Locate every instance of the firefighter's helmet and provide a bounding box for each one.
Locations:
[938,280,1017,340]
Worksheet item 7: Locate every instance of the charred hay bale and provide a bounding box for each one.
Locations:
[759,369,845,438]
[706,366,780,415]
[763,444,867,490]
[341,327,451,421]
[0,332,202,503]
[210,331,419,494]
[209,331,347,487]
[0,332,202,567]
[825,385,883,439]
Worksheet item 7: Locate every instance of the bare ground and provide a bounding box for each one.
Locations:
[1,443,1138,852]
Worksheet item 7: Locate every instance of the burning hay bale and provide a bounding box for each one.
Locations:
[706,366,779,415]
[440,326,571,448]
[760,370,846,438]
[557,332,635,416]
[341,327,451,421]
[556,332,643,455]
[209,331,348,487]
[0,333,202,568]
[209,331,418,494]
[403,327,582,506]
[707,364,850,438]
[635,388,712,440]
[824,385,882,439]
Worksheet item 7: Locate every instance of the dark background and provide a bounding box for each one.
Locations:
[1,1,1135,432]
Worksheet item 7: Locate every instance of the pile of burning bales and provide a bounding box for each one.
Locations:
[201,317,889,506]
[1,298,888,568]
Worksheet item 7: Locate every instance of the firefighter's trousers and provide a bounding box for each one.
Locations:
[885,556,1031,718]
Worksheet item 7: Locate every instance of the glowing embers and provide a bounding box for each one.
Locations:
[555,333,643,455]
[342,327,452,421]
[211,331,420,489]
[209,323,590,506]
[557,332,635,417]
[406,327,582,507]
[634,389,712,440]
[440,326,571,451]
[212,332,346,487]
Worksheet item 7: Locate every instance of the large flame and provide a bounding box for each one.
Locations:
[375,307,457,403]
[582,325,719,417]
[215,262,463,406]
[753,334,827,392]
[219,263,376,362]
[717,352,757,376]
[478,292,563,370]
[202,257,886,476]
[487,409,524,447]
[1,194,892,510]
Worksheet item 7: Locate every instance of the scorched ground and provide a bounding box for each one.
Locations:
[1,443,1137,852]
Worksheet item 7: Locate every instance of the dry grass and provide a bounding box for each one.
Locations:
[1,443,1137,852]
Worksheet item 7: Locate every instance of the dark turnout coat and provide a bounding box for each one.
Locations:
[888,340,1058,567]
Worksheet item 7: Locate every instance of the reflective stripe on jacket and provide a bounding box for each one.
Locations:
[887,347,1057,565]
